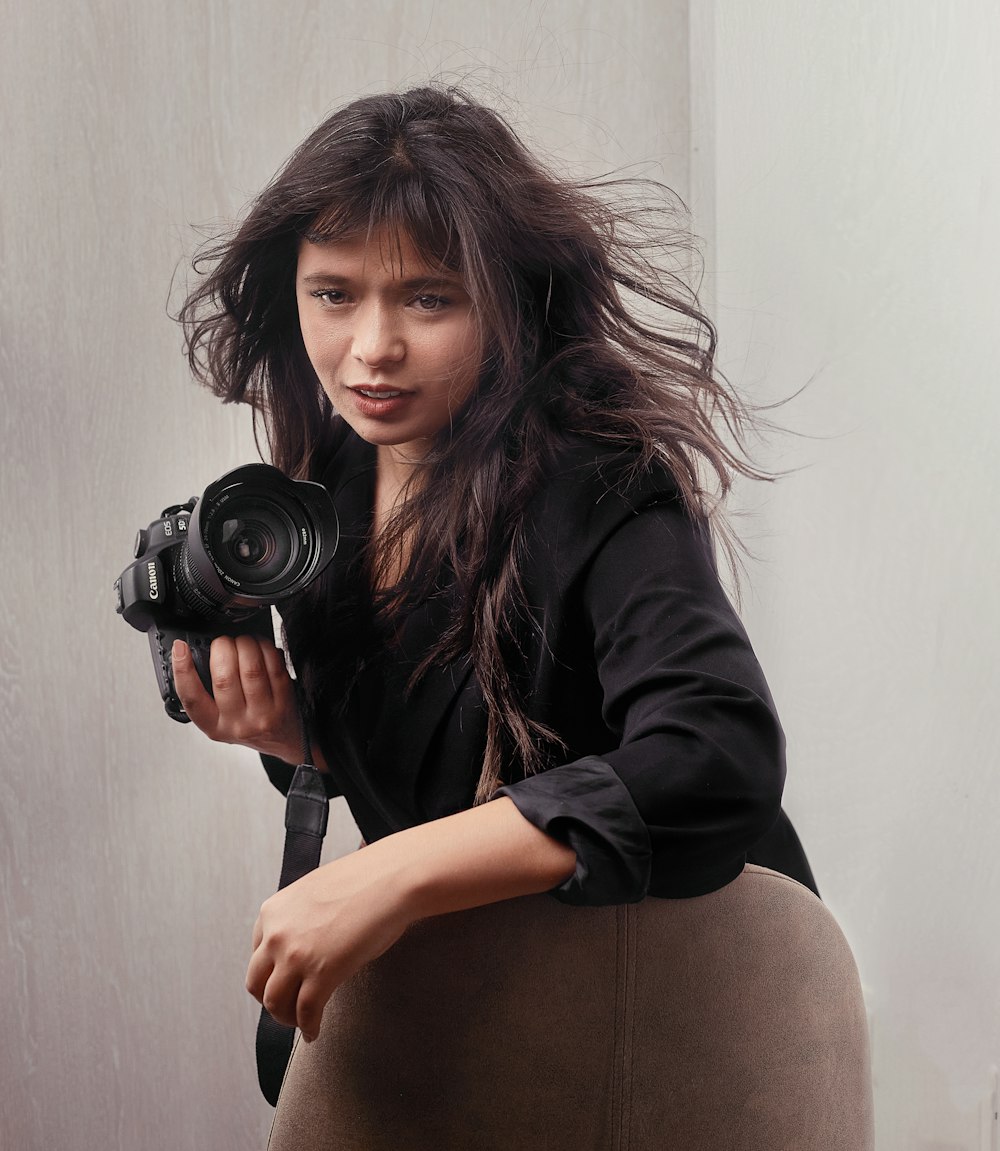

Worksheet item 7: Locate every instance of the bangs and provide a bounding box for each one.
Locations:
[303,176,463,277]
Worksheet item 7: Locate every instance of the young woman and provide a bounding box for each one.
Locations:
[172,85,816,1143]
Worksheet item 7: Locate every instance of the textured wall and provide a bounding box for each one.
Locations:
[691,3,1000,1147]
[0,1,688,1147]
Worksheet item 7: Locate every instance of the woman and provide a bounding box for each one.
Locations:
[172,85,816,1142]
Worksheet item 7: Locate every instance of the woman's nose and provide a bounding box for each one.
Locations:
[351,305,405,367]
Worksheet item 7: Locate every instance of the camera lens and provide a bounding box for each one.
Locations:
[230,526,268,565]
[213,506,295,584]
[203,493,301,593]
[176,464,338,617]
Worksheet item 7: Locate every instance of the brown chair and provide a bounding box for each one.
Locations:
[269,864,874,1150]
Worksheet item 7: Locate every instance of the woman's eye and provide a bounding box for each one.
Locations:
[311,289,347,306]
[412,294,449,312]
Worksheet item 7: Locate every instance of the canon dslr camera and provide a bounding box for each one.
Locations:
[114,464,338,721]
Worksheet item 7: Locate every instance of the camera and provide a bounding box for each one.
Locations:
[114,464,339,722]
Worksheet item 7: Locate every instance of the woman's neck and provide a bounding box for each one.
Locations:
[371,444,425,592]
[374,444,423,532]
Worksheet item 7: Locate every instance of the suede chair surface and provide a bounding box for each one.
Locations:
[269,864,874,1151]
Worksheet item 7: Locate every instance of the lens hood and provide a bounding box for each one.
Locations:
[185,464,339,609]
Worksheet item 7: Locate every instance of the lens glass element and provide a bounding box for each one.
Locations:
[205,498,300,590]
[222,518,276,568]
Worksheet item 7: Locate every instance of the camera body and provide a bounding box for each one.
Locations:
[115,464,339,722]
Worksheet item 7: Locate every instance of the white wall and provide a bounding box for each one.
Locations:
[12,2,992,1147]
[0,2,688,1147]
[691,3,1000,1148]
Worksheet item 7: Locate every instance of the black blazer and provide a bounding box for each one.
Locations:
[265,429,817,904]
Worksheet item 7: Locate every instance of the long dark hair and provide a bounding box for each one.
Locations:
[179,85,766,803]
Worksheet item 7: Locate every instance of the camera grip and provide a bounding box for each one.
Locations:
[147,612,274,723]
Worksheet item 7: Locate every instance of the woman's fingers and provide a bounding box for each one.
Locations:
[247,927,317,1035]
[233,634,275,709]
[252,968,324,1043]
[166,627,301,760]
[261,641,297,705]
[254,965,297,1030]
[172,640,219,729]
[209,636,248,715]
[248,944,331,1042]
[246,939,275,1006]
[295,981,326,1043]
[171,633,300,758]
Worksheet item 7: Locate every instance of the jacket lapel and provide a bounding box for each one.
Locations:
[370,592,475,817]
[319,431,475,823]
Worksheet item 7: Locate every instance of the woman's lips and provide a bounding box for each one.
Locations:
[346,385,414,418]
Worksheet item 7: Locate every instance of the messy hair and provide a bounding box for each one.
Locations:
[179,85,766,803]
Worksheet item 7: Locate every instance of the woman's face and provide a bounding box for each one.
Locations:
[296,226,482,464]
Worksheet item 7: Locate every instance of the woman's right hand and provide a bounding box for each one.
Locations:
[172,635,305,765]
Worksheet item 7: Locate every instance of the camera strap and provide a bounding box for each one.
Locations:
[255,756,329,1107]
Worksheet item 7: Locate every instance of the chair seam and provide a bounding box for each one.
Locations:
[612,904,625,1151]
[622,902,637,1151]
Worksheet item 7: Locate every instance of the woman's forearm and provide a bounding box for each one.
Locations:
[381,796,578,920]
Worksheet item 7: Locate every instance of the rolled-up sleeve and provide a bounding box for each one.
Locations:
[499,491,786,905]
[497,756,652,904]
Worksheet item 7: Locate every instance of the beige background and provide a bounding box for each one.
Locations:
[3,2,1000,1149]
[0,2,688,1147]
[693,4,1000,1147]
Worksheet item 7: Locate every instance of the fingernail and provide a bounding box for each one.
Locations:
[172,640,188,660]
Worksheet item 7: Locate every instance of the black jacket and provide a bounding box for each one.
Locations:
[264,429,816,903]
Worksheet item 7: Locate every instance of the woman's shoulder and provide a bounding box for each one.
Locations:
[535,434,684,525]
[523,435,698,583]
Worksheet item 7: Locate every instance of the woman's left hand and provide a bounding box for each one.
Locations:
[246,797,577,1042]
[246,844,413,1042]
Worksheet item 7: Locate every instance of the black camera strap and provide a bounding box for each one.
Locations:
[255,751,330,1107]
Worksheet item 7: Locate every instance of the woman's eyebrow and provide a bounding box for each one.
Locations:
[396,275,465,292]
[299,272,352,286]
[298,272,465,291]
